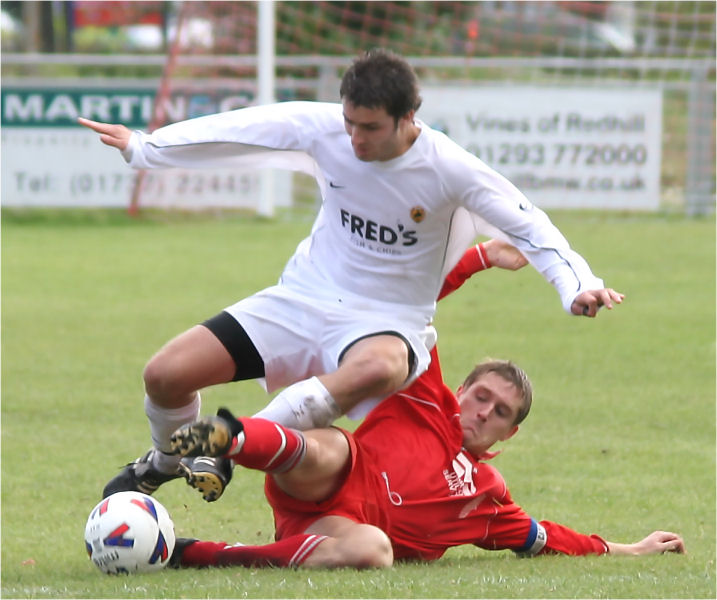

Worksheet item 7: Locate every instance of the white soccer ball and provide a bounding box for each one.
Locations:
[84,491,176,574]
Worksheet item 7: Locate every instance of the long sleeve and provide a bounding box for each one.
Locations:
[437,244,491,300]
[458,464,609,558]
[121,101,336,178]
[429,127,606,313]
[534,521,609,556]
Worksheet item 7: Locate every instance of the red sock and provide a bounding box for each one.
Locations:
[232,417,306,473]
[180,534,328,568]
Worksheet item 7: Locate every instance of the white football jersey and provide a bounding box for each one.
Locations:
[124,101,604,320]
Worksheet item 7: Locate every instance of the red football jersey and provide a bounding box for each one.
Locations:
[267,348,607,560]
[355,349,608,560]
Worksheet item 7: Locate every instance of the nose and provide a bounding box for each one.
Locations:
[351,127,365,146]
[476,403,492,421]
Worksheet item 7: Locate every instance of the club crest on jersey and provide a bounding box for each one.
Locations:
[410,206,426,223]
[443,452,477,496]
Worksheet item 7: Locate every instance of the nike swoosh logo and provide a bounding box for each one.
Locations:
[329,181,345,189]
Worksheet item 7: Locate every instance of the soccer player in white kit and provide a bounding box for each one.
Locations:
[78,49,624,499]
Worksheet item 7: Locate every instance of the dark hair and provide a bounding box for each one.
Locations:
[339,48,422,122]
[462,359,533,426]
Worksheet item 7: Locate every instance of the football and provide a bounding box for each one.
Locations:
[84,491,176,574]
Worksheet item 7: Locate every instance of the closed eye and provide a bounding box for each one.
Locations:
[343,115,381,131]
[475,394,510,419]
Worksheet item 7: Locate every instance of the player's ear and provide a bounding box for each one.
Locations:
[501,425,519,442]
[399,109,416,127]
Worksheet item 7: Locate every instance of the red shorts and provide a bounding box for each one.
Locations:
[265,428,390,540]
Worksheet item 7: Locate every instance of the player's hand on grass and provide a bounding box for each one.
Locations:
[571,288,625,317]
[77,117,132,151]
[482,239,528,271]
[607,530,686,556]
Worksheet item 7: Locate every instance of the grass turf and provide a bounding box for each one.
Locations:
[1,209,714,598]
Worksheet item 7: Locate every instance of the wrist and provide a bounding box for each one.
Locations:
[476,242,492,269]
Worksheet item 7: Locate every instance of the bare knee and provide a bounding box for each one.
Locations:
[362,354,406,391]
[143,326,237,405]
[142,353,181,402]
[305,525,393,569]
[338,336,410,396]
[142,343,201,405]
[349,526,393,568]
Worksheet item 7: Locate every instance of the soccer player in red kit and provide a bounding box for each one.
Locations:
[167,244,684,569]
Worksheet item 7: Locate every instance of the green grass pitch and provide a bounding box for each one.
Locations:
[1,209,715,598]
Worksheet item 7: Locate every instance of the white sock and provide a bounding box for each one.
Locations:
[253,377,341,430]
[144,392,201,473]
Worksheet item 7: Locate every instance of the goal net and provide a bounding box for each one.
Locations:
[132,1,715,215]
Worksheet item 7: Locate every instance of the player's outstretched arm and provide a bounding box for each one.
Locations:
[438,240,526,301]
[77,117,132,151]
[605,530,686,556]
[571,287,625,318]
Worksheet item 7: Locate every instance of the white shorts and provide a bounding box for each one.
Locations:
[223,284,437,419]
